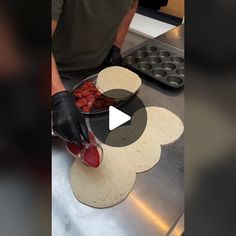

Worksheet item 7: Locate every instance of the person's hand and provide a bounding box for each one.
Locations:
[52,91,89,144]
[102,45,122,67]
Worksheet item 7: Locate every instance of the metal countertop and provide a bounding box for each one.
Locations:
[52,25,184,236]
[154,24,184,52]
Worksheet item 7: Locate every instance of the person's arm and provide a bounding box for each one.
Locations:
[51,20,65,96]
[114,0,138,49]
[102,0,138,67]
[51,20,88,143]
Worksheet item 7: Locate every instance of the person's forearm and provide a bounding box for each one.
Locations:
[114,0,138,49]
[51,20,65,96]
[51,53,66,96]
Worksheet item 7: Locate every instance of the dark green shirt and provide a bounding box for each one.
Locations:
[52,0,132,73]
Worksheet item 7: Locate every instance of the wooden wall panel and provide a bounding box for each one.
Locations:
[160,0,184,18]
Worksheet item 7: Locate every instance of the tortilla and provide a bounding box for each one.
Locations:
[96,66,141,98]
[105,106,183,173]
[133,107,184,145]
[69,149,136,208]
[104,132,161,173]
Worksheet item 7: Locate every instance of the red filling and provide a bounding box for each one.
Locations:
[82,145,100,168]
[73,81,115,112]
[67,142,83,156]
[67,132,95,154]
[67,132,101,168]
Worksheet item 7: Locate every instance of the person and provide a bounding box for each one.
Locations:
[52,0,138,145]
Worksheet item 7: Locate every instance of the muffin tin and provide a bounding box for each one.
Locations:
[123,45,184,88]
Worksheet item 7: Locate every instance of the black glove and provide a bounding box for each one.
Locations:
[52,91,89,144]
[102,45,122,67]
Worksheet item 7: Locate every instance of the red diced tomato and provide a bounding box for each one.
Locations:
[81,90,90,97]
[83,81,93,87]
[74,92,83,98]
[82,105,91,112]
[93,100,104,109]
[75,97,88,108]
[74,80,115,112]
[87,94,96,108]
[94,91,101,98]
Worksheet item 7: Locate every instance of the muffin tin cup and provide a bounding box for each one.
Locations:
[176,68,185,77]
[123,45,184,88]
[137,62,152,71]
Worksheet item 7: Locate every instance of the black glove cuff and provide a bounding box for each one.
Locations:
[112,45,121,53]
[52,91,74,107]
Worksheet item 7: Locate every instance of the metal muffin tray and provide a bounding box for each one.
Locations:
[123,45,184,88]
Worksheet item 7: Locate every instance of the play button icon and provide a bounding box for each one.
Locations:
[109,106,131,131]
[88,89,147,147]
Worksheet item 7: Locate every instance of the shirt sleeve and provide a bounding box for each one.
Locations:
[52,0,64,21]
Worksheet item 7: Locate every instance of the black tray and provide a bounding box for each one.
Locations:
[123,45,184,88]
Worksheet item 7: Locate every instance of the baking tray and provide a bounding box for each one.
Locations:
[72,74,135,115]
[123,45,184,88]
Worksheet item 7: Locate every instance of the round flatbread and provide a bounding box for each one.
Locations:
[105,106,183,173]
[69,148,136,208]
[133,107,184,145]
[96,66,141,98]
[105,131,161,173]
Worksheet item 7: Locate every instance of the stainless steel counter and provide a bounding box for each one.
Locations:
[154,24,184,52]
[52,26,184,236]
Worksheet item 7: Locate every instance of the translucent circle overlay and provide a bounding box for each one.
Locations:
[89,89,147,147]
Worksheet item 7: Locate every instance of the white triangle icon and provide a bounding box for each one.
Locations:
[109,106,131,131]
